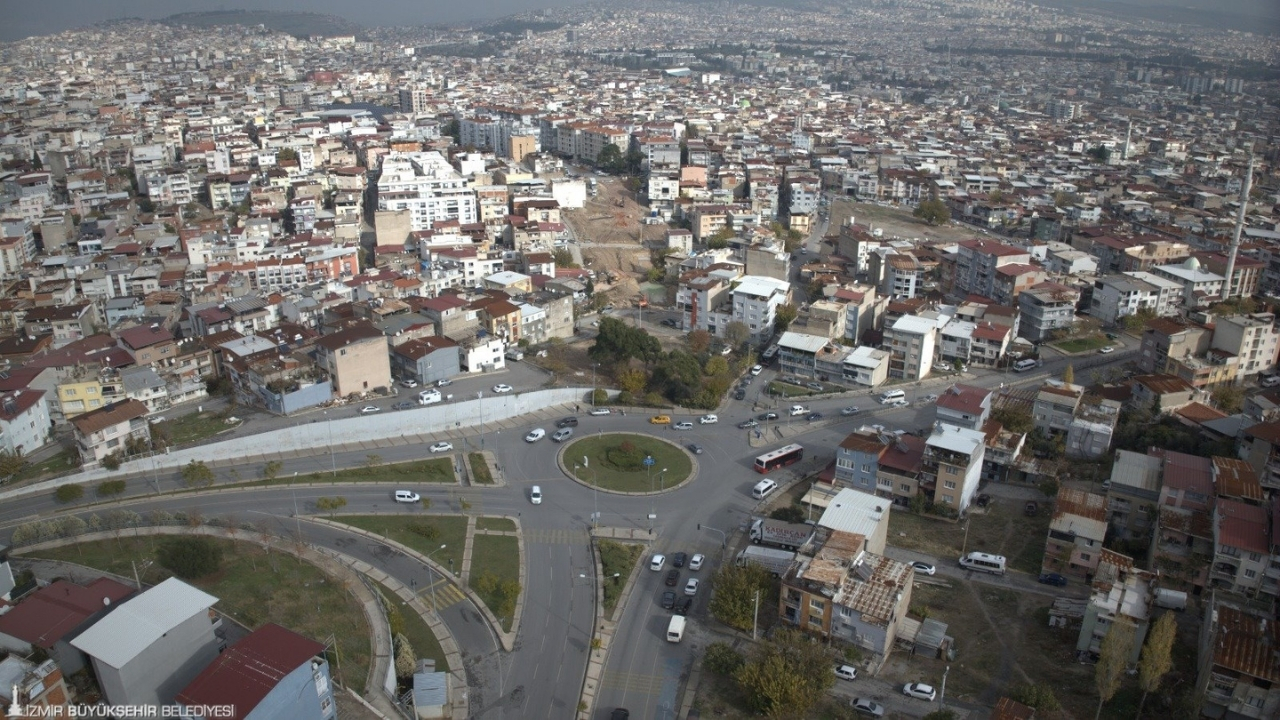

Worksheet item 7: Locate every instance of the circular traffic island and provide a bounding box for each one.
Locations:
[561,433,695,494]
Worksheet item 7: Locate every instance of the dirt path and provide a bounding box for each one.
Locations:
[965,582,1034,705]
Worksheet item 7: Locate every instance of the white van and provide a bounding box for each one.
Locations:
[878,389,906,404]
[666,615,686,643]
[751,478,778,500]
[418,389,442,405]
[1013,358,1039,373]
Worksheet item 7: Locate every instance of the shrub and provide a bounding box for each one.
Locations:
[409,521,440,540]
[101,453,122,471]
[54,484,84,504]
[157,536,223,579]
[769,506,806,523]
[1008,683,1061,712]
[97,480,127,498]
[616,390,634,405]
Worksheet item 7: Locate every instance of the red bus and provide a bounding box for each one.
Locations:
[754,444,804,473]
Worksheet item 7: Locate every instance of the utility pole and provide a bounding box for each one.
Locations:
[752,589,760,640]
[940,665,950,710]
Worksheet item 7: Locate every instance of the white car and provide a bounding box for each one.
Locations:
[525,428,546,443]
[903,683,937,701]
[673,421,694,430]
[684,578,699,596]
[699,414,718,424]
[689,553,704,571]
[650,554,666,571]
[589,408,611,416]
[912,561,936,576]
[429,441,454,453]
[530,485,542,505]
[1098,346,1115,354]
[360,406,380,414]
[922,394,939,403]
[492,384,514,393]
[394,490,420,503]
[789,405,808,416]
[401,379,418,388]
[750,365,763,376]
[887,398,909,408]
[835,664,858,681]
[852,698,885,718]
[436,379,453,387]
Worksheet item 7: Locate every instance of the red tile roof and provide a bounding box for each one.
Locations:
[1216,498,1269,554]
[176,623,325,719]
[0,578,134,648]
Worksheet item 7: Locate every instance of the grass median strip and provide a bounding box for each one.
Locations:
[597,539,644,616]
[245,457,458,487]
[375,580,448,673]
[475,517,515,532]
[469,534,520,632]
[468,453,494,484]
[27,537,371,687]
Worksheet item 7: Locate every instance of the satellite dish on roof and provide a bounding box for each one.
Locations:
[103,597,111,606]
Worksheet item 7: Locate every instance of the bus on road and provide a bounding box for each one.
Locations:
[754,444,804,473]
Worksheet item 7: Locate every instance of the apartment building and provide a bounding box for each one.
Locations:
[1018,282,1080,342]
[834,431,886,494]
[1042,487,1108,582]
[1032,381,1084,435]
[1076,550,1154,664]
[1196,602,1280,720]
[313,322,392,398]
[884,314,940,381]
[1151,256,1225,308]
[1088,272,1181,326]
[953,239,1031,299]
[731,275,790,343]
[922,423,985,510]
[375,152,478,232]
[0,388,51,456]
[934,384,992,431]
[1138,318,1212,374]
[1210,313,1280,378]
[1152,450,1215,591]
[69,398,150,466]
[1210,499,1270,596]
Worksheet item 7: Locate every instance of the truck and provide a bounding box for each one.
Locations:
[735,546,796,576]
[749,518,814,550]
[1153,588,1188,611]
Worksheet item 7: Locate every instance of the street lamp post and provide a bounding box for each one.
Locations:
[940,665,950,711]
[425,544,447,614]
[591,362,597,407]
[477,392,484,449]
[659,467,668,492]
[644,455,655,532]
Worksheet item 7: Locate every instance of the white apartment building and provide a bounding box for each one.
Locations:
[1211,314,1280,378]
[924,423,986,510]
[0,389,51,457]
[885,314,940,381]
[1151,256,1225,308]
[731,275,790,343]
[376,152,478,232]
[1088,272,1181,326]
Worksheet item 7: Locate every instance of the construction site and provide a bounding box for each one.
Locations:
[562,175,671,307]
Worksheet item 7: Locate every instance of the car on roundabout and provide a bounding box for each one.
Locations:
[687,443,703,454]
[673,421,694,430]
[650,415,671,425]
[738,419,759,429]
[525,429,546,443]
[758,412,779,421]
[1099,346,1115,354]
[699,414,718,424]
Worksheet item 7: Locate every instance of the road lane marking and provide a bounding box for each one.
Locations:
[415,579,466,611]
[601,670,666,695]
[526,528,591,545]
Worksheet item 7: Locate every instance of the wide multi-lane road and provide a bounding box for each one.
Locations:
[0,346,1135,720]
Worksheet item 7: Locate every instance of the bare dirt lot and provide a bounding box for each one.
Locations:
[829,198,981,244]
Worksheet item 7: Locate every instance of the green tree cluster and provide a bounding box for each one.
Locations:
[472,573,520,620]
[182,460,215,488]
[733,629,835,718]
[991,406,1034,434]
[708,562,778,632]
[774,304,798,333]
[157,536,224,579]
[96,480,127,498]
[590,318,662,365]
[913,199,951,225]
[54,483,85,504]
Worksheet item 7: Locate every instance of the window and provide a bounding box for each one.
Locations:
[944,481,956,490]
[1244,569,1257,579]
[809,597,824,612]
[900,483,911,493]
[1249,552,1262,562]
[1080,553,1091,562]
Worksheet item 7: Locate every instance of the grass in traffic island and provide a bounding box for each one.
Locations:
[597,539,644,616]
[332,515,469,575]
[373,579,449,673]
[245,456,457,486]
[468,452,494,484]
[562,433,693,493]
[26,537,371,687]
[469,534,520,632]
[475,517,515,532]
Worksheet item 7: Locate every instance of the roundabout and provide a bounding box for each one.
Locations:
[560,432,695,494]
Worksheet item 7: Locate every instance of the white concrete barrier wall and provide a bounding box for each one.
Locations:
[1,388,590,503]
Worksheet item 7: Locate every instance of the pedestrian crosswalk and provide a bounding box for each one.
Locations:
[600,671,666,695]
[525,528,591,545]
[416,578,467,612]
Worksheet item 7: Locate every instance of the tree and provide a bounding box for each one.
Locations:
[552,248,579,268]
[1211,384,1244,414]
[316,496,348,515]
[157,536,223,579]
[0,450,24,477]
[913,199,950,225]
[708,562,777,632]
[704,642,745,675]
[276,147,297,163]
[596,144,624,173]
[394,633,417,678]
[1063,363,1075,385]
[1136,612,1176,719]
[261,460,283,481]
[774,304,798,333]
[734,628,835,718]
[1008,682,1061,712]
[770,505,806,523]
[686,329,712,355]
[724,321,750,349]
[590,317,662,365]
[181,460,215,488]
[54,483,84,504]
[1094,620,1136,720]
[615,365,648,395]
[705,356,729,377]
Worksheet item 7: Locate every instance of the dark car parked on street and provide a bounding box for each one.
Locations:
[1039,573,1068,586]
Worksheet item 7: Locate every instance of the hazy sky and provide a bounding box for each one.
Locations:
[0,0,592,42]
[0,0,1275,42]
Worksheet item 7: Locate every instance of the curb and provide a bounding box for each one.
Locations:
[308,515,518,652]
[556,432,700,497]
[578,532,652,720]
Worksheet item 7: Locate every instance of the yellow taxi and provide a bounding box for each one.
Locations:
[649,414,672,425]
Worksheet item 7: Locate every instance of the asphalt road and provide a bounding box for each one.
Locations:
[0,345,1136,720]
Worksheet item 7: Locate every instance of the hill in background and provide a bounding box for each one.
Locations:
[163,10,365,39]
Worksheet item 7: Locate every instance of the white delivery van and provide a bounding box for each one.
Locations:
[666,615,686,643]
[878,389,906,404]
[1013,358,1039,372]
[1153,588,1187,611]
[752,478,778,500]
[418,389,442,405]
